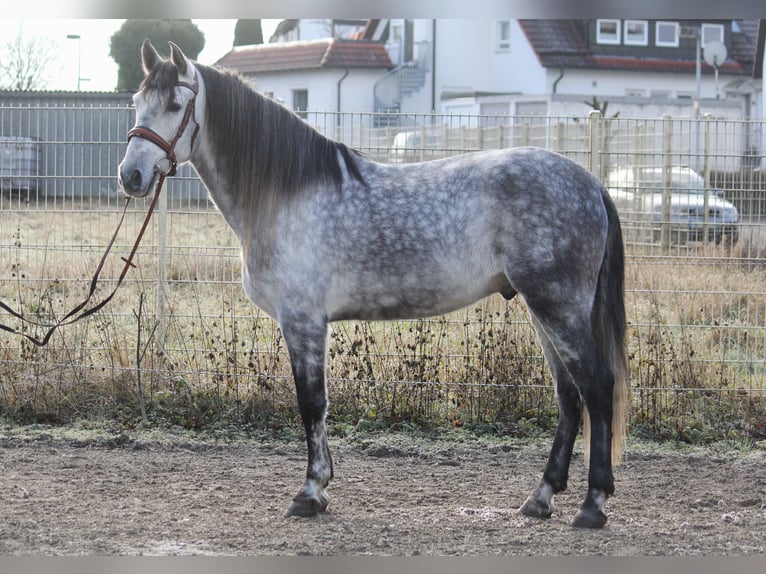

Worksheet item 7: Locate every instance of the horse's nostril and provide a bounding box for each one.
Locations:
[123,169,142,191]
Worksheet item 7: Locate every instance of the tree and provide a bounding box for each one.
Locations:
[0,23,59,91]
[233,19,264,46]
[109,19,205,91]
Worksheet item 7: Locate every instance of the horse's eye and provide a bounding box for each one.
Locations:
[168,102,182,113]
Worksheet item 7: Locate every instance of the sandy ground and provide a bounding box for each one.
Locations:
[0,424,764,555]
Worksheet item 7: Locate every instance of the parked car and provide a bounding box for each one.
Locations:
[605,165,739,245]
[387,129,446,164]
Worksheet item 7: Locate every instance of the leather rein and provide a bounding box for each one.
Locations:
[0,74,199,347]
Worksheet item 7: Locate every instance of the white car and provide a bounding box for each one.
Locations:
[387,130,446,164]
[606,165,739,245]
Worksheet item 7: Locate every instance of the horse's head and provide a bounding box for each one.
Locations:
[118,38,201,198]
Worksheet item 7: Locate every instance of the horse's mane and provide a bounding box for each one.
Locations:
[196,63,365,202]
[142,59,365,240]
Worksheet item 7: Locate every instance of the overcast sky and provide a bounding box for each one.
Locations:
[0,19,281,92]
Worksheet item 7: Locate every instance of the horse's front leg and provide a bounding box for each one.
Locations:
[280,312,333,518]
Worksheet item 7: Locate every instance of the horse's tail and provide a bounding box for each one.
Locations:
[584,189,629,466]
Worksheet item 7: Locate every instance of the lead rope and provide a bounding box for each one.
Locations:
[1,71,198,347]
[0,174,166,347]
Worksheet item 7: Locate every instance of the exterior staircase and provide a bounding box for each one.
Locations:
[373,62,428,127]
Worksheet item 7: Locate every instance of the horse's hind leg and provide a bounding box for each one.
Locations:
[280,311,333,518]
[519,303,615,528]
[520,323,582,520]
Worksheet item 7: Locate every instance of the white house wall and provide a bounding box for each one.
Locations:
[555,68,739,101]
[441,93,744,122]
[248,68,384,139]
[401,20,546,113]
[762,49,766,168]
[504,21,547,93]
[250,70,384,113]
[549,93,744,119]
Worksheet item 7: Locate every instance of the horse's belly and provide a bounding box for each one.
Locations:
[326,271,510,322]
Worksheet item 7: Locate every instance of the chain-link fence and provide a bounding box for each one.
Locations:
[1,102,764,440]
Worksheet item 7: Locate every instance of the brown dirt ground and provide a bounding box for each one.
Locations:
[0,424,764,555]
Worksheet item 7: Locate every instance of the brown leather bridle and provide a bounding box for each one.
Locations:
[0,74,200,347]
[127,73,200,177]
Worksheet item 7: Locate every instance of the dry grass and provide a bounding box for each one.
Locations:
[1,202,765,441]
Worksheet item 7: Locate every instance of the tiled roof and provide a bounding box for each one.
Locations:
[519,19,757,77]
[520,19,589,65]
[215,38,393,75]
[731,19,758,66]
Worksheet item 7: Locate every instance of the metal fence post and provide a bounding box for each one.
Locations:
[155,183,167,353]
[661,115,673,253]
[702,114,712,244]
[588,110,602,177]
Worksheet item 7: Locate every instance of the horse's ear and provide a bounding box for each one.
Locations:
[141,38,161,75]
[169,42,189,76]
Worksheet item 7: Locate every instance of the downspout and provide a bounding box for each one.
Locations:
[337,66,350,131]
[431,19,437,113]
[552,66,565,94]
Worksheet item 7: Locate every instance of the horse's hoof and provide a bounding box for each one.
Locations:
[284,490,330,518]
[519,496,553,519]
[571,509,607,529]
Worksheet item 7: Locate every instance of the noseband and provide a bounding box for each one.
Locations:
[127,72,200,177]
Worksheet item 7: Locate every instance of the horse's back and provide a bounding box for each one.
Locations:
[374,146,605,214]
[367,147,609,254]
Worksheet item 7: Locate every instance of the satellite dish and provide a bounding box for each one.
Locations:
[703,41,728,67]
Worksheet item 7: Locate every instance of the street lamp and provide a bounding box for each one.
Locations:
[678,26,702,113]
[678,26,702,171]
[66,34,89,91]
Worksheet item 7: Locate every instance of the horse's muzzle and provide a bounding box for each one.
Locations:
[118,163,156,198]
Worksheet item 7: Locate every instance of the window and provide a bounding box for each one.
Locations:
[656,21,679,47]
[624,20,648,46]
[292,89,308,119]
[701,23,724,46]
[496,20,511,51]
[596,19,621,44]
[392,24,402,43]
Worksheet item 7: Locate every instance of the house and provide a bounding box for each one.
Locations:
[369,19,760,122]
[218,19,760,121]
[216,30,393,137]
[754,19,765,168]
[268,19,368,43]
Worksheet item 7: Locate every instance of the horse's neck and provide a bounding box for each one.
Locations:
[191,150,251,240]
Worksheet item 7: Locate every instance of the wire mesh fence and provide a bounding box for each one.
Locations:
[1,101,764,440]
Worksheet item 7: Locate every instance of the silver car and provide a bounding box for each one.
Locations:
[606,165,739,245]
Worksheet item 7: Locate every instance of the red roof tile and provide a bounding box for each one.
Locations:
[216,38,393,74]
